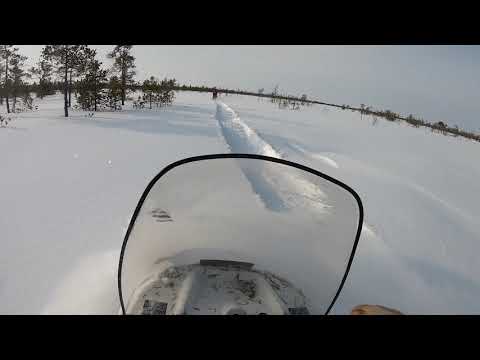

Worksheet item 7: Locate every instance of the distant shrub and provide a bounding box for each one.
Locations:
[383,110,398,121]
[0,114,12,127]
[15,92,35,113]
[133,95,146,110]
[141,77,177,109]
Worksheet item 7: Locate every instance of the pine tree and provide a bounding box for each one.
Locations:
[142,76,158,109]
[76,49,108,112]
[0,45,15,113]
[158,78,177,106]
[271,84,279,104]
[107,45,136,106]
[140,76,177,110]
[300,94,307,105]
[9,52,28,113]
[67,57,87,107]
[0,60,4,105]
[41,45,87,117]
[105,75,122,110]
[29,56,55,99]
[0,46,29,113]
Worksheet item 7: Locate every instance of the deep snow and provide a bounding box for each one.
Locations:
[219,95,480,314]
[0,93,224,314]
[1,91,479,314]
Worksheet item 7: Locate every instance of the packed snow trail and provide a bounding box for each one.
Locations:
[215,100,376,251]
[215,101,333,215]
[215,101,282,158]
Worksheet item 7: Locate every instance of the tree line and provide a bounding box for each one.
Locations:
[0,45,177,116]
[178,84,480,143]
[2,45,479,143]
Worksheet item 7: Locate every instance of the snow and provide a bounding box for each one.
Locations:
[0,92,224,314]
[219,95,480,314]
[1,91,480,314]
[216,101,332,214]
[216,101,282,159]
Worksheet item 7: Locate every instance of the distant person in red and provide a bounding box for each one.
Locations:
[212,89,218,99]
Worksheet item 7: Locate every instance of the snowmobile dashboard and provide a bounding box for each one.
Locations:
[125,260,310,315]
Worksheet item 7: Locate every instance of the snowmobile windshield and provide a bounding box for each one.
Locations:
[118,154,363,314]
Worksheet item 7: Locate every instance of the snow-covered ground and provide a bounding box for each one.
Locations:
[1,91,479,314]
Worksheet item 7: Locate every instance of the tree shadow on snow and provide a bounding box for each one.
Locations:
[165,104,214,116]
[0,126,28,132]
[68,105,218,139]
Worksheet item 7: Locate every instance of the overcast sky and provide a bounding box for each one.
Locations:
[17,45,480,132]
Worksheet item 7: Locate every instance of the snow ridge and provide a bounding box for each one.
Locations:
[215,101,282,158]
[215,101,331,215]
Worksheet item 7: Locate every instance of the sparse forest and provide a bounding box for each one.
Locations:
[0,45,177,119]
[0,45,33,114]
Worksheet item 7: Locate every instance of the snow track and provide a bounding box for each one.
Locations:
[215,101,282,158]
[216,101,335,214]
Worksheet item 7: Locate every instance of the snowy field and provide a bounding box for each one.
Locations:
[1,91,479,314]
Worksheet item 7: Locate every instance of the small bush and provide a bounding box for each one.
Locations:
[0,115,12,127]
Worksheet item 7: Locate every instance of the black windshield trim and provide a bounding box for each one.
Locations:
[118,153,364,315]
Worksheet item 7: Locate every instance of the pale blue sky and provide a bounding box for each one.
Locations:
[17,45,480,132]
